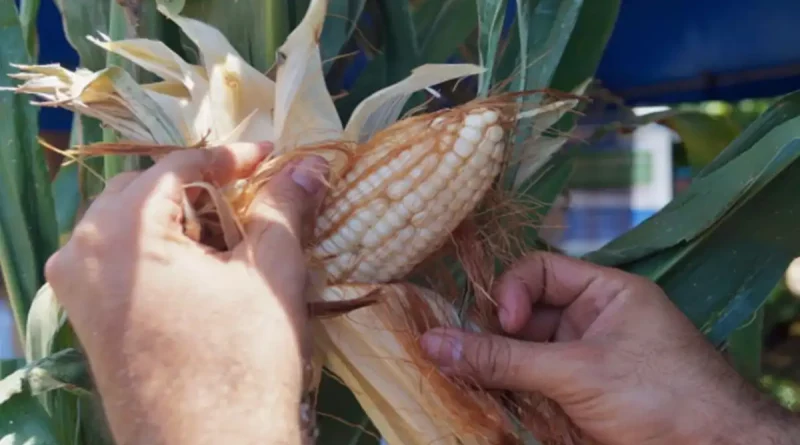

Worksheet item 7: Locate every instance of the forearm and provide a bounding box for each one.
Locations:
[88,327,307,445]
[746,398,800,445]
[106,381,303,445]
[700,384,800,445]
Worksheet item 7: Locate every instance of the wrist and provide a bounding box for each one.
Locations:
[693,388,800,445]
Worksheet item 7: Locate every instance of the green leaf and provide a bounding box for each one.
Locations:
[476,0,508,96]
[315,373,380,445]
[0,360,25,379]
[547,0,619,94]
[515,0,583,94]
[588,134,800,346]
[727,307,764,383]
[30,349,92,397]
[582,93,800,347]
[319,0,367,71]
[377,0,419,79]
[103,0,135,179]
[52,164,82,240]
[179,0,290,72]
[18,0,41,59]
[416,0,477,64]
[53,0,112,70]
[0,349,91,405]
[288,0,310,28]
[699,90,800,177]
[336,0,478,122]
[519,151,573,221]
[0,359,61,445]
[0,0,59,338]
[333,0,418,123]
[547,0,618,131]
[585,95,800,266]
[659,111,741,170]
[501,0,583,187]
[0,390,58,445]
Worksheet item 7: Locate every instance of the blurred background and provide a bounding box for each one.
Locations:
[6,0,800,410]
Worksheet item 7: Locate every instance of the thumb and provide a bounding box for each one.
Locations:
[245,155,330,247]
[420,328,588,398]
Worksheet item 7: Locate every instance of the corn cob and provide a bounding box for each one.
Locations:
[313,100,514,284]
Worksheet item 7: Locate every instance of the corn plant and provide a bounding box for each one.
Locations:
[4,1,800,445]
[1,1,619,444]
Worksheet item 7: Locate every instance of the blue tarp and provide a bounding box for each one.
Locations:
[25,0,800,130]
[596,0,800,105]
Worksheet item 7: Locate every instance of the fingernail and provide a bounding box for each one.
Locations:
[291,155,329,195]
[421,329,463,367]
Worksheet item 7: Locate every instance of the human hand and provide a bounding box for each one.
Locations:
[420,252,798,445]
[44,143,329,445]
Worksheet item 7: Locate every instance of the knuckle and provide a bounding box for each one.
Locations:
[69,221,107,254]
[68,226,99,254]
[621,274,666,305]
[471,336,515,383]
[628,273,661,292]
[43,251,66,284]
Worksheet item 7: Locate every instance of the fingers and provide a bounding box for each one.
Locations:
[420,328,588,397]
[514,307,564,342]
[102,171,140,195]
[240,155,329,267]
[494,251,631,335]
[124,142,273,206]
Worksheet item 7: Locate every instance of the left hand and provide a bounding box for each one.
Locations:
[45,142,329,445]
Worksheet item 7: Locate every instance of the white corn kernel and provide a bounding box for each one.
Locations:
[402,193,425,213]
[464,114,484,128]
[311,104,510,283]
[483,110,499,124]
[459,126,482,143]
[443,152,461,166]
[453,139,475,157]
[387,180,412,199]
[487,125,504,142]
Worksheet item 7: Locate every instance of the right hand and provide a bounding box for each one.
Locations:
[420,252,797,445]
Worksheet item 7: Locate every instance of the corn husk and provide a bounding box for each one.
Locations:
[313,283,515,445]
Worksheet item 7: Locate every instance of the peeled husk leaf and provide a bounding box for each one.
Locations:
[313,283,515,445]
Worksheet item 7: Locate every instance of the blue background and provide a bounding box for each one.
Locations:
[27,0,800,126]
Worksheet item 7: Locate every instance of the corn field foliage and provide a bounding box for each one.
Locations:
[1,0,799,444]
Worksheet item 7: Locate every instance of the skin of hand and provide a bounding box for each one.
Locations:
[420,252,800,445]
[44,142,329,445]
